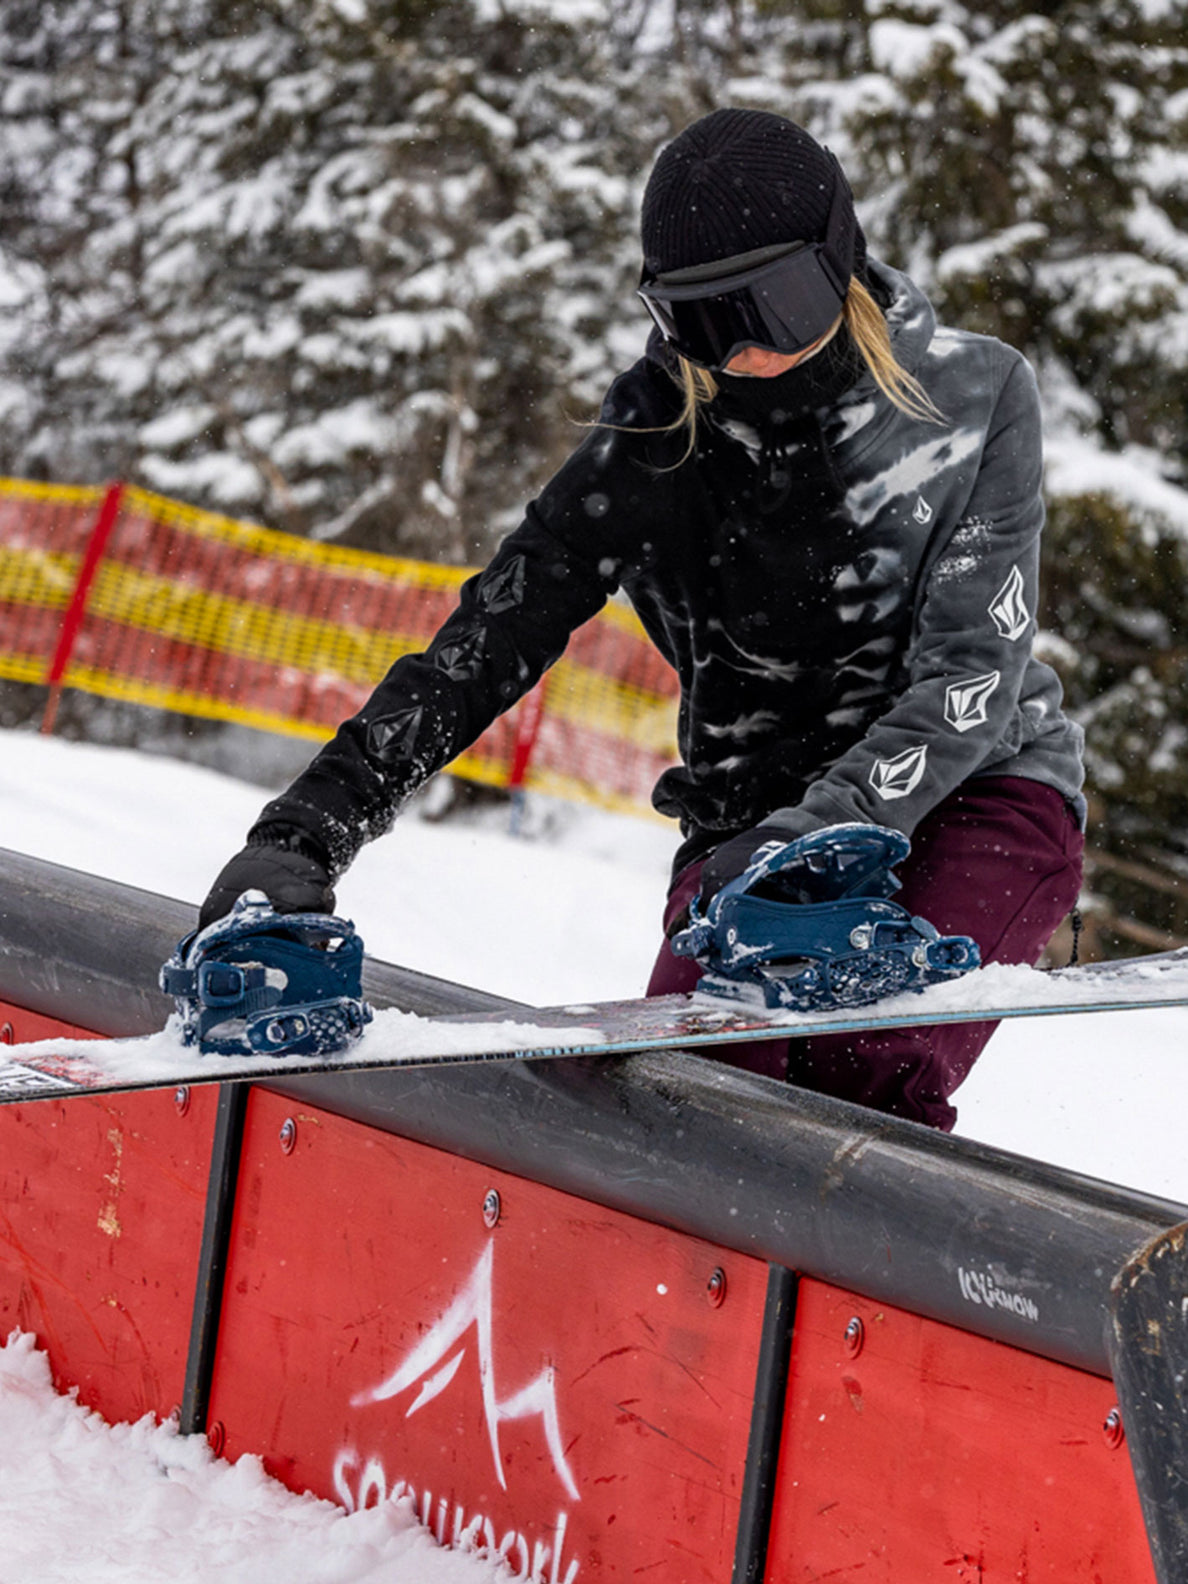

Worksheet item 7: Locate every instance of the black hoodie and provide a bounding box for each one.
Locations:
[254,261,1084,883]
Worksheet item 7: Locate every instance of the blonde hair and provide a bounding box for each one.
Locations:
[662,276,944,461]
[844,277,943,424]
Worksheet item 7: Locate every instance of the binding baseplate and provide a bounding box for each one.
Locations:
[160,891,373,1057]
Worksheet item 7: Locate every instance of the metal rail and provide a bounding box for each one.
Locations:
[0,843,1182,1380]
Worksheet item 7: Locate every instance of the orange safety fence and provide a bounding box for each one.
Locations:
[0,477,679,817]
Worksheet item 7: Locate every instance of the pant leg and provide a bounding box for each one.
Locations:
[646,858,792,1081]
[646,776,1085,1126]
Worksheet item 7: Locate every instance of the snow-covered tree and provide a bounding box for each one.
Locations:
[0,0,656,562]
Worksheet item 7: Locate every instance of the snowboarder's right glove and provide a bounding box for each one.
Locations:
[696,818,805,912]
[198,825,336,930]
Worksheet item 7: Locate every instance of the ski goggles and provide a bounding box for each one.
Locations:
[638,240,848,372]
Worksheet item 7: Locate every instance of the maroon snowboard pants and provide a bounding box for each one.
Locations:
[646,775,1084,1131]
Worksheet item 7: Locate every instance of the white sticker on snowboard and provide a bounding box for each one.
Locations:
[0,1057,67,1098]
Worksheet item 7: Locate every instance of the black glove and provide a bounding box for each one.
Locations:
[198,826,336,930]
[666,819,800,939]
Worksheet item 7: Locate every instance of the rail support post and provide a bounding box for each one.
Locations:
[1107,1219,1188,1584]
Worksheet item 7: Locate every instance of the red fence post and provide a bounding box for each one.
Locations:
[40,481,125,735]
[507,679,548,833]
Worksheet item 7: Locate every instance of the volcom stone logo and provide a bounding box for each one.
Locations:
[913,495,933,525]
[869,744,928,801]
[352,1242,580,1503]
[989,565,1030,640]
[479,555,527,615]
[436,625,487,681]
[367,705,423,763]
[944,671,1001,734]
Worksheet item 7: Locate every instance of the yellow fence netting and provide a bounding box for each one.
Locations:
[0,478,679,817]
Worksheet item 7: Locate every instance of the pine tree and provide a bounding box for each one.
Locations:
[772,0,1188,950]
[0,0,653,562]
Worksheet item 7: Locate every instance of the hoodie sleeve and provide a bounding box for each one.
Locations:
[246,382,677,877]
[762,348,1050,841]
[249,512,612,875]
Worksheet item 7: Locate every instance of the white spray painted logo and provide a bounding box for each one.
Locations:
[352,1241,579,1501]
[332,1450,579,1577]
[333,1454,579,1584]
[341,1242,581,1579]
[957,1265,1040,1323]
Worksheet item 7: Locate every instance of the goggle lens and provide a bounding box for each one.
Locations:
[638,243,847,372]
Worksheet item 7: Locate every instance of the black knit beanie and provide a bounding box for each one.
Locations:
[641,108,866,283]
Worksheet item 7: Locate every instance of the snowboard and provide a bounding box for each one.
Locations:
[3,948,1188,1106]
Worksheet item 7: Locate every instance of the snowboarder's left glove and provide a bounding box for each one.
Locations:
[199,825,336,930]
[698,818,806,907]
[666,817,803,938]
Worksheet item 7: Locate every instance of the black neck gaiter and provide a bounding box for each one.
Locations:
[708,326,866,520]
[713,324,865,424]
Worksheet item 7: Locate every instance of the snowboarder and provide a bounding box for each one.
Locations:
[200,108,1085,1130]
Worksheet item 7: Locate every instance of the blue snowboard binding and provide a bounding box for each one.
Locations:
[160,892,373,1057]
[671,825,979,1013]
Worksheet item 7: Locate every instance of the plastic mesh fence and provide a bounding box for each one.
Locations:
[0,479,679,816]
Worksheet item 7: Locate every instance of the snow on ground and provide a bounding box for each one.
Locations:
[0,727,668,1006]
[3,724,1188,1579]
[0,1332,513,1584]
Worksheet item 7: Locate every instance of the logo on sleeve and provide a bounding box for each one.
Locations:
[989,565,1030,640]
[367,705,424,764]
[869,744,928,801]
[913,495,934,525]
[944,670,1001,733]
[435,625,487,681]
[478,554,527,614]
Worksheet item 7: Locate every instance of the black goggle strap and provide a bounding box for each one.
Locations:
[818,150,855,298]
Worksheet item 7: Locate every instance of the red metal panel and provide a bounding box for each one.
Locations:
[0,1001,98,1044]
[0,999,217,1424]
[208,1088,770,1583]
[764,1277,1155,1582]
